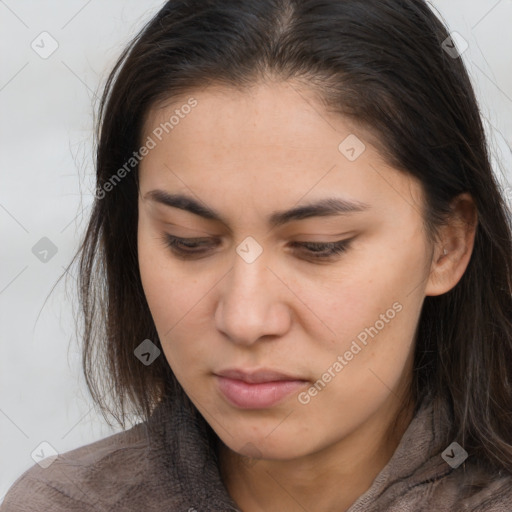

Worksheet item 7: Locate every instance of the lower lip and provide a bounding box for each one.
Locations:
[216,376,307,409]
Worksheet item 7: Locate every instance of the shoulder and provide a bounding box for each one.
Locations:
[426,463,512,511]
[455,467,512,511]
[0,421,153,512]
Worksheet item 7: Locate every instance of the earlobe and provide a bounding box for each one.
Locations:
[424,193,478,297]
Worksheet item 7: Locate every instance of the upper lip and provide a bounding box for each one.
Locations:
[216,368,307,384]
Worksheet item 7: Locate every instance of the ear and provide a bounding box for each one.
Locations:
[425,192,478,297]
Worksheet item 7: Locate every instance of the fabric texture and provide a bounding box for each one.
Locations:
[2,391,512,511]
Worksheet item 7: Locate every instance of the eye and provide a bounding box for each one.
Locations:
[288,240,352,259]
[158,234,219,258]
[158,234,353,261]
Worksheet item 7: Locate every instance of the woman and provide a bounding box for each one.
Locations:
[3,0,512,510]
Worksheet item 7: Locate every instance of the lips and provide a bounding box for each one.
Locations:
[215,368,309,409]
[216,368,306,383]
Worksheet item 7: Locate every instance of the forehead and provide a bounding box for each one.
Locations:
[141,81,365,162]
[138,82,425,226]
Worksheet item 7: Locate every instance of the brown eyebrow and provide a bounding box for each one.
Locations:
[143,189,371,229]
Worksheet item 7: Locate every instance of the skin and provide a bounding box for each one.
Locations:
[136,80,477,512]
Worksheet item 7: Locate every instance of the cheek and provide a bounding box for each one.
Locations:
[138,222,183,340]
[137,223,212,377]
[138,227,167,315]
[302,244,423,337]
[304,242,426,392]
[297,283,417,434]
[138,216,188,313]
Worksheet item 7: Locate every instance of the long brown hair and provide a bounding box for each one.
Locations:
[64,0,512,474]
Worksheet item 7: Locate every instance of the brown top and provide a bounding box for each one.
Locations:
[2,391,512,511]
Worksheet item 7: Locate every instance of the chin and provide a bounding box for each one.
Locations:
[219,427,319,462]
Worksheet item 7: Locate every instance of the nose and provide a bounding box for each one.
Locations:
[214,248,292,346]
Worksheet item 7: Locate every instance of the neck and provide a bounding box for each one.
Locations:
[218,394,415,512]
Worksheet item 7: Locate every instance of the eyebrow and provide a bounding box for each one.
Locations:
[144,189,371,229]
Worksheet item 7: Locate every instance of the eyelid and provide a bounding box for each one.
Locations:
[160,233,354,245]
[158,221,215,237]
[159,233,355,260]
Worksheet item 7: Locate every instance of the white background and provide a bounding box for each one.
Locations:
[1,0,512,502]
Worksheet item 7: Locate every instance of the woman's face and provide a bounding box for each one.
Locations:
[137,81,436,460]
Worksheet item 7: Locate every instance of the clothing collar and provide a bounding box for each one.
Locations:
[143,390,453,511]
[346,393,454,511]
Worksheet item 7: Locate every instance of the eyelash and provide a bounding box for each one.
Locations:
[158,234,352,261]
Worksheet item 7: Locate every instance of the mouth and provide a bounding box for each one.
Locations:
[214,368,309,409]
